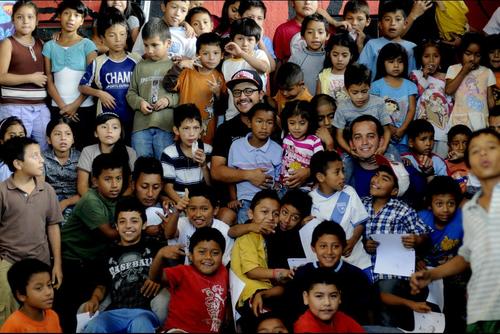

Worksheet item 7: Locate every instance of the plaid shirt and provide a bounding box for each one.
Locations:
[362,196,432,281]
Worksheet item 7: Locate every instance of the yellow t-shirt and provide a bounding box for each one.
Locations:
[230,232,273,307]
[435,1,469,41]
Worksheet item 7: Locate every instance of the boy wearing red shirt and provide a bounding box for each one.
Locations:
[150,227,228,333]
[294,268,365,333]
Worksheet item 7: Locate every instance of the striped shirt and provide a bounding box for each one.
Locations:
[458,182,500,324]
[161,142,212,195]
[280,134,323,183]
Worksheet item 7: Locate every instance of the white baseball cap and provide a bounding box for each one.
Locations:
[375,155,410,197]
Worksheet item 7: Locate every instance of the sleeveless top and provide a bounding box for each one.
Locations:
[0,37,46,104]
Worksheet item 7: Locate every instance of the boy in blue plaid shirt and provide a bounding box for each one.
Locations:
[362,155,432,329]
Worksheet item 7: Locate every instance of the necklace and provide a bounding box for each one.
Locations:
[12,35,37,62]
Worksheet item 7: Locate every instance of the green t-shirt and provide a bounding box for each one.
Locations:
[62,189,116,261]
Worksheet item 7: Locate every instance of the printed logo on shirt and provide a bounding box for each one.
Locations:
[202,284,225,332]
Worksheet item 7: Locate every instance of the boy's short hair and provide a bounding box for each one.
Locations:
[276,62,304,89]
[255,312,289,333]
[250,189,280,210]
[300,13,329,37]
[186,6,212,25]
[7,259,51,304]
[91,153,125,179]
[97,7,127,37]
[132,156,163,181]
[247,102,276,121]
[350,115,384,139]
[162,0,188,5]
[310,150,343,182]
[311,94,337,113]
[378,0,406,20]
[142,17,171,41]
[57,0,87,16]
[343,0,370,19]
[173,103,202,128]
[406,119,434,140]
[281,189,312,218]
[447,124,472,145]
[2,136,38,172]
[311,220,347,248]
[465,128,500,168]
[304,267,341,292]
[238,0,267,17]
[344,63,371,89]
[425,176,462,207]
[115,196,147,224]
[196,32,223,53]
[188,184,219,208]
[230,17,262,42]
[188,226,226,254]
[484,33,500,54]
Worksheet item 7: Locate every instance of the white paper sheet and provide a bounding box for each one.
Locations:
[76,311,99,333]
[299,218,321,261]
[407,312,445,333]
[426,275,444,312]
[371,234,415,277]
[287,258,310,269]
[229,269,245,324]
[145,207,164,226]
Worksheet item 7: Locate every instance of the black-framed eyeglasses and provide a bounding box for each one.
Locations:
[232,88,259,97]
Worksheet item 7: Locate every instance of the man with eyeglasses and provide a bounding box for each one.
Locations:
[211,70,270,225]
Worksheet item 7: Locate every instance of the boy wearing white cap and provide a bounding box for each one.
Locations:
[362,155,432,329]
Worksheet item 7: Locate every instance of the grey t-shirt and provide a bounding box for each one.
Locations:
[333,94,392,130]
[77,144,137,172]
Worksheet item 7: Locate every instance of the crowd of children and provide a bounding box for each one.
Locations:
[0,0,499,333]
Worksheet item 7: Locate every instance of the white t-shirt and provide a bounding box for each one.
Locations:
[133,25,196,59]
[300,185,372,270]
[222,49,270,120]
[177,217,234,266]
[483,7,500,35]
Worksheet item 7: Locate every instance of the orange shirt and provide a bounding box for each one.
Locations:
[273,88,313,115]
[175,68,227,144]
[0,309,62,333]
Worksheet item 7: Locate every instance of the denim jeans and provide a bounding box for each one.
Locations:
[131,128,174,160]
[237,200,252,224]
[0,104,50,150]
[83,308,159,333]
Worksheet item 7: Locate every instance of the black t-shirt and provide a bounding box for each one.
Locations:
[96,238,160,310]
[282,261,380,325]
[266,228,305,269]
[211,115,251,159]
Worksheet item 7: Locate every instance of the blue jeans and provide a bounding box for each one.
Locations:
[132,128,174,160]
[83,308,159,333]
[237,199,252,224]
